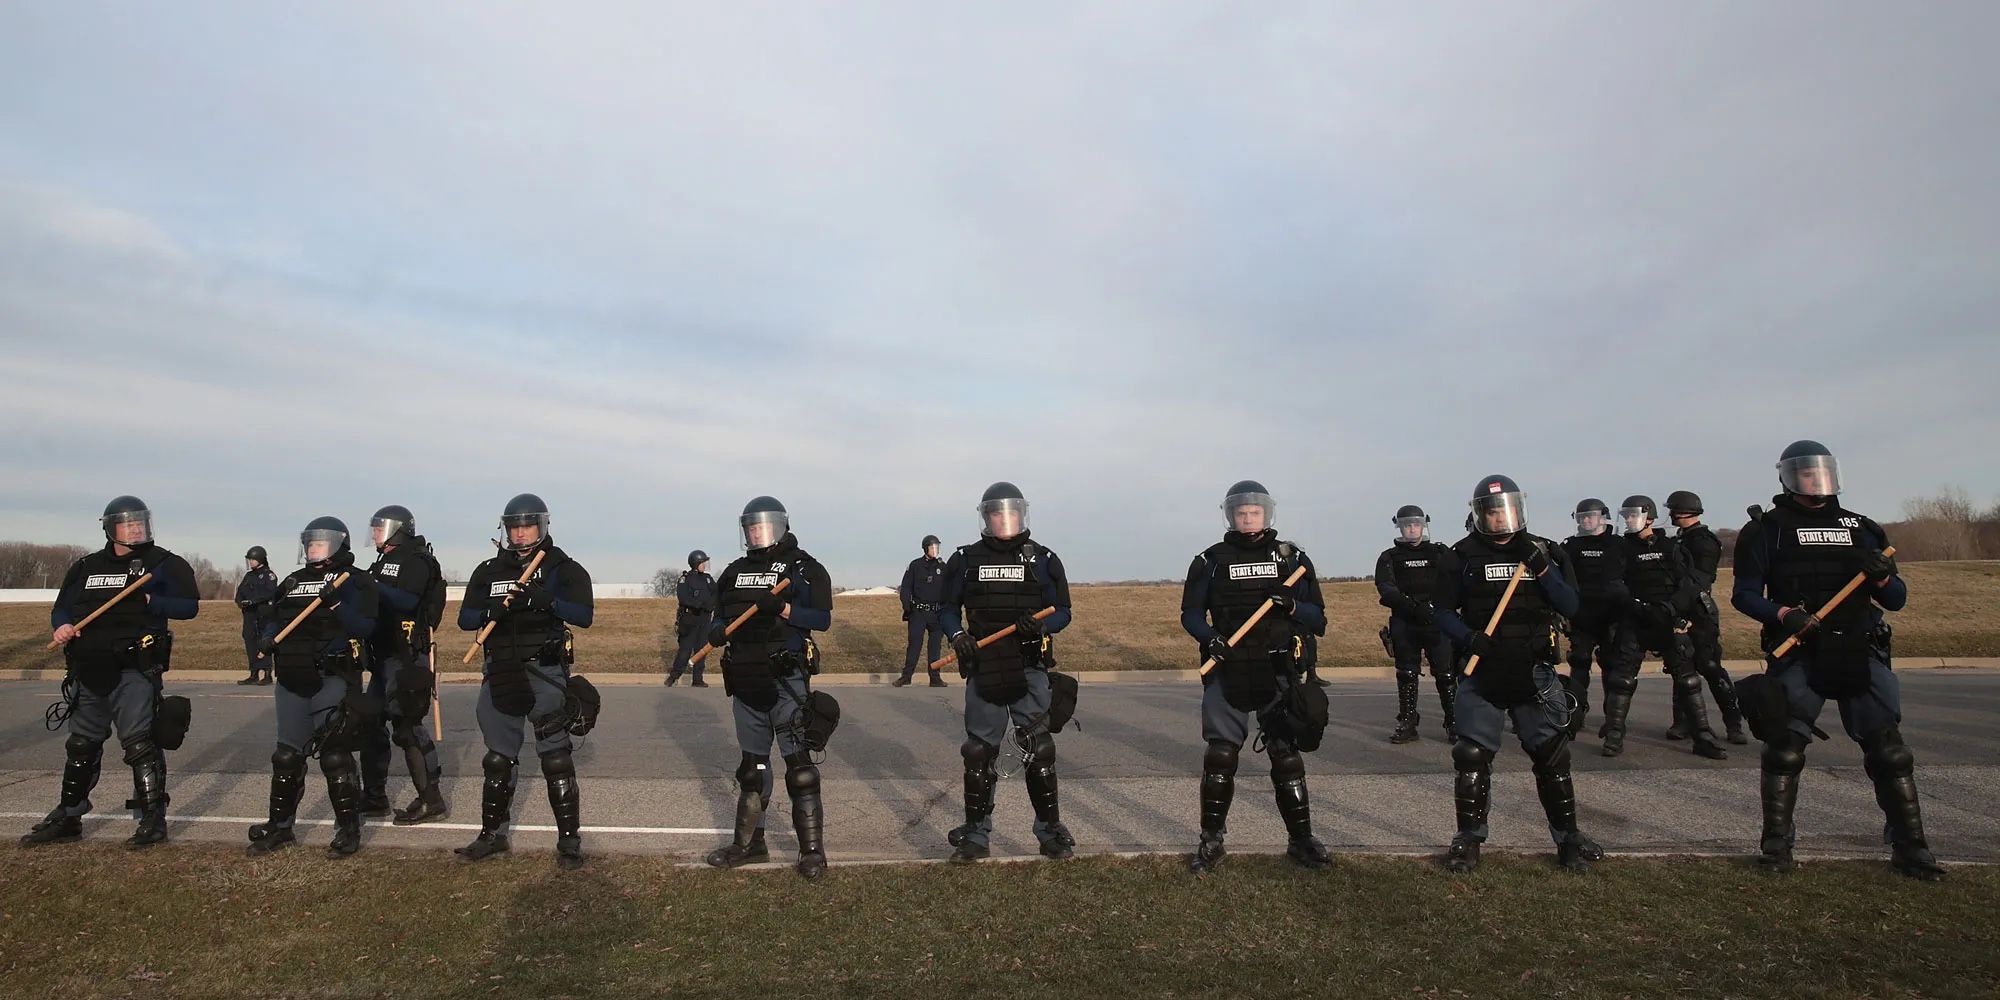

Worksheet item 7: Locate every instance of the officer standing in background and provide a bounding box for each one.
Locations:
[1375,505,1456,743]
[1432,475,1601,874]
[24,496,198,849]
[940,482,1076,864]
[1182,480,1330,873]
[248,517,376,857]
[1666,491,1746,745]
[236,546,279,685]
[1734,440,1943,880]
[701,496,834,880]
[356,505,449,826]
[1559,500,1626,737]
[665,550,715,687]
[895,535,948,687]
[1598,496,1727,761]
[455,494,595,870]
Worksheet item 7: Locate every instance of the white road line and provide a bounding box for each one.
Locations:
[0,811,728,835]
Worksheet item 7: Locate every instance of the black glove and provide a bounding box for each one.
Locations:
[257,636,278,656]
[508,582,555,614]
[706,621,732,649]
[1509,537,1552,577]
[1265,592,1295,617]
[1779,607,1819,637]
[1466,632,1498,660]
[1204,635,1233,663]
[1858,549,1897,584]
[950,631,981,666]
[484,599,516,624]
[1400,597,1434,626]
[753,591,788,617]
[1014,613,1045,639]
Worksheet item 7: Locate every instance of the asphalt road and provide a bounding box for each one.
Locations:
[3,670,1995,867]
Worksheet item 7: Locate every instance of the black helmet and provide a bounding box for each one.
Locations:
[687,549,708,570]
[100,495,152,546]
[1620,495,1658,533]
[299,516,351,566]
[1573,498,1611,536]
[1468,475,1527,537]
[1393,504,1429,543]
[740,496,789,551]
[1665,490,1704,516]
[1222,480,1276,531]
[499,493,551,552]
[921,534,940,553]
[245,545,268,565]
[1777,440,1840,498]
[370,504,415,550]
[978,482,1029,539]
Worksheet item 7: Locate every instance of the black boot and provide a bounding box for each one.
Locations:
[1389,675,1420,744]
[1708,670,1748,745]
[1529,739,1601,873]
[1190,741,1236,874]
[324,751,363,858]
[455,751,515,861]
[1435,672,1458,741]
[249,746,307,854]
[1020,732,1072,860]
[542,749,584,870]
[1446,742,1492,873]
[707,754,771,868]
[1270,745,1327,869]
[125,739,170,849]
[1862,729,1945,882]
[22,735,101,847]
[1674,673,1728,760]
[1599,678,1635,757]
[393,742,448,825]
[929,671,947,687]
[1758,733,1805,874]
[947,740,998,851]
[785,755,826,879]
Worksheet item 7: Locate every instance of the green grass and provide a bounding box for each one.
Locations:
[2,845,1993,999]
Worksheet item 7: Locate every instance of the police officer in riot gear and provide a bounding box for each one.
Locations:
[940,482,1076,863]
[456,494,595,869]
[702,496,834,879]
[895,535,949,687]
[1733,441,1942,880]
[1599,496,1727,761]
[665,550,716,687]
[1559,500,1626,737]
[248,517,378,856]
[25,497,199,849]
[1666,491,1746,745]
[1183,481,1330,873]
[236,546,279,685]
[1432,476,1601,874]
[1375,505,1455,743]
[354,505,449,825]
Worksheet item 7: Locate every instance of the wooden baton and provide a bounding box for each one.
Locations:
[462,549,549,663]
[687,577,793,666]
[47,572,154,649]
[931,606,1059,672]
[1463,562,1528,677]
[1770,545,1897,659]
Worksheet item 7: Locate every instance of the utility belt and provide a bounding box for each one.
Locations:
[64,631,172,696]
[370,619,432,659]
[277,638,367,697]
[910,602,942,614]
[722,636,820,711]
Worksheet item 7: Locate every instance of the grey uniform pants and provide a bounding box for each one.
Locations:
[959,669,1060,850]
[732,672,811,828]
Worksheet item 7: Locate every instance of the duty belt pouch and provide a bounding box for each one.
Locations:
[802,636,822,677]
[155,694,193,750]
[1219,647,1280,713]
[1475,641,1541,709]
[1046,671,1080,733]
[1804,627,1873,700]
[1261,680,1329,752]
[146,632,173,672]
[802,689,841,751]
[538,630,575,666]
[564,674,601,736]
[488,661,536,717]
[1379,625,1394,661]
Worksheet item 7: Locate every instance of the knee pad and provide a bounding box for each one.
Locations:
[1022,731,1055,769]
[960,738,997,771]
[320,749,357,777]
[65,734,103,761]
[1202,740,1241,777]
[784,761,821,796]
[390,720,419,749]
[1603,671,1639,696]
[1673,670,1704,694]
[1761,733,1807,775]
[538,748,575,778]
[1861,728,1914,776]
[1527,737,1571,774]
[1452,741,1495,773]
[735,752,768,793]
[120,735,160,767]
[481,750,517,780]
[1268,744,1304,784]
[272,745,306,773]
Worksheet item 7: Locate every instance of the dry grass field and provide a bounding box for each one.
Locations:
[5,562,1996,675]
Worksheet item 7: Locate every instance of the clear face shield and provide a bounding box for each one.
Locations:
[979,497,1029,540]
[740,511,789,551]
[500,514,549,552]
[1780,454,1841,499]
[1620,507,1652,534]
[370,517,407,551]
[1395,515,1429,543]
[1471,493,1527,537]
[299,529,345,566]
[105,510,153,547]
[1574,511,1607,536]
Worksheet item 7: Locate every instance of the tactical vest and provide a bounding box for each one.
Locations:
[1458,540,1555,644]
[1204,535,1301,711]
[1560,532,1621,599]
[959,539,1048,704]
[717,546,818,710]
[480,548,570,666]
[367,544,434,654]
[1624,531,1677,603]
[1385,541,1444,604]
[272,566,364,695]
[64,546,170,656]
[1761,502,1880,630]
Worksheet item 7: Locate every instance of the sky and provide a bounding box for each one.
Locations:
[2,2,1996,586]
